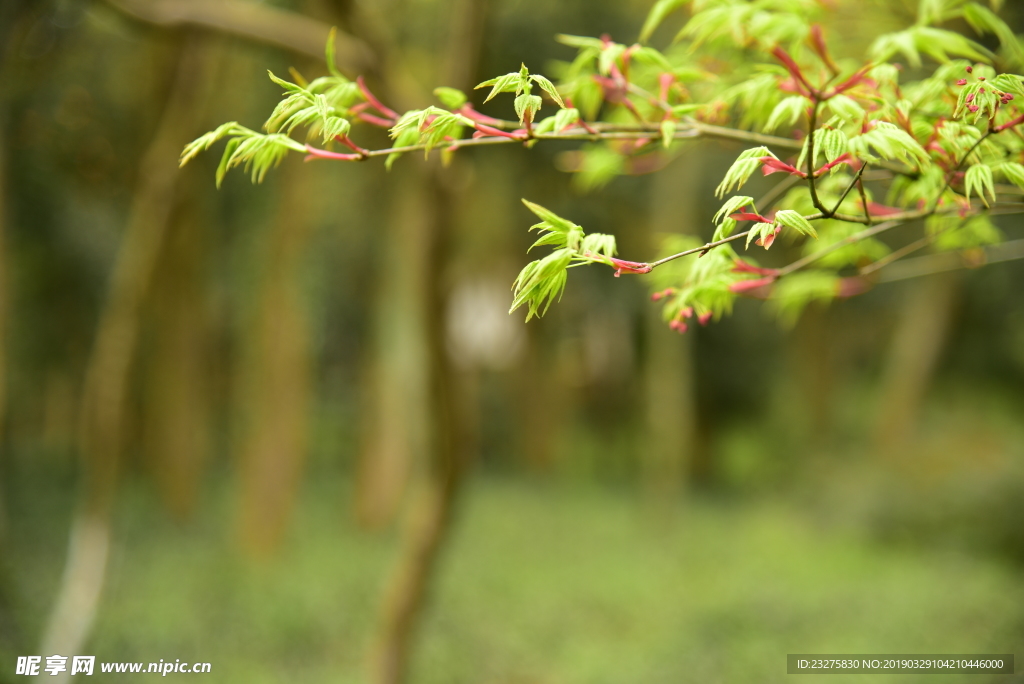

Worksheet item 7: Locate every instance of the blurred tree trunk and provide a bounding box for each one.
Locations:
[873,273,960,451]
[0,2,38,655]
[0,88,20,660]
[641,156,698,517]
[234,162,314,556]
[364,0,488,681]
[368,163,472,684]
[40,34,217,664]
[355,167,430,528]
[791,305,835,448]
[141,196,211,522]
[516,322,565,470]
[0,88,9,541]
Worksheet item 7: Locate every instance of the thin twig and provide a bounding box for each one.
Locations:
[777,219,901,277]
[829,163,867,216]
[805,100,830,216]
[309,121,810,162]
[648,231,752,268]
[876,238,1024,282]
[929,129,992,213]
[857,175,872,224]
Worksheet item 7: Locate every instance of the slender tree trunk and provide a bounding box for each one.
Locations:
[641,156,698,517]
[235,161,314,556]
[367,162,472,684]
[873,273,959,451]
[142,198,211,522]
[40,35,217,666]
[366,1,489,681]
[355,166,430,528]
[0,86,20,660]
[0,86,9,540]
[516,322,564,470]
[791,304,835,448]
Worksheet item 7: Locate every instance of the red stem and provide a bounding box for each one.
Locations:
[356,76,399,121]
[336,134,368,156]
[305,144,363,161]
[358,112,395,128]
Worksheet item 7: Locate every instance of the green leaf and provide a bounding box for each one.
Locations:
[555,34,605,50]
[572,145,625,191]
[770,271,839,327]
[764,95,807,133]
[870,26,993,67]
[389,107,473,154]
[214,131,305,187]
[963,3,1024,66]
[715,147,772,198]
[514,93,544,124]
[384,126,420,171]
[510,249,573,321]
[926,213,1003,250]
[325,27,343,78]
[996,161,1024,188]
[848,122,928,165]
[522,199,578,234]
[631,46,673,71]
[581,233,617,258]
[991,74,1024,97]
[267,70,308,95]
[964,163,995,205]
[821,128,849,166]
[660,119,677,149]
[530,75,566,108]
[554,107,580,131]
[598,43,627,76]
[180,121,242,166]
[476,72,522,102]
[713,196,755,224]
[713,217,737,241]
[745,221,777,249]
[803,220,890,268]
[640,0,689,42]
[434,87,467,109]
[774,209,818,238]
[215,137,242,188]
[319,115,351,143]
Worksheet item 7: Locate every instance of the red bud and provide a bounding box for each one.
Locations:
[732,259,780,276]
[607,257,653,277]
[729,276,776,293]
[730,212,771,223]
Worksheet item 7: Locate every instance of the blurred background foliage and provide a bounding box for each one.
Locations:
[1,0,1023,682]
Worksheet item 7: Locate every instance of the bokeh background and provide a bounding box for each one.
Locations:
[1,0,1024,682]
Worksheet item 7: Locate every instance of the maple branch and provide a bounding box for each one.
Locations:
[805,100,831,216]
[830,163,867,216]
[303,120,810,163]
[777,219,902,277]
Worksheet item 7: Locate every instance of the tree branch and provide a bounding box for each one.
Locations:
[647,230,752,268]
[777,219,902,277]
[102,0,375,72]
[830,163,866,216]
[805,100,831,216]
[305,120,813,162]
[876,238,1024,282]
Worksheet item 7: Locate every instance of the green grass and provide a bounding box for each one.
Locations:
[6,477,1023,683]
